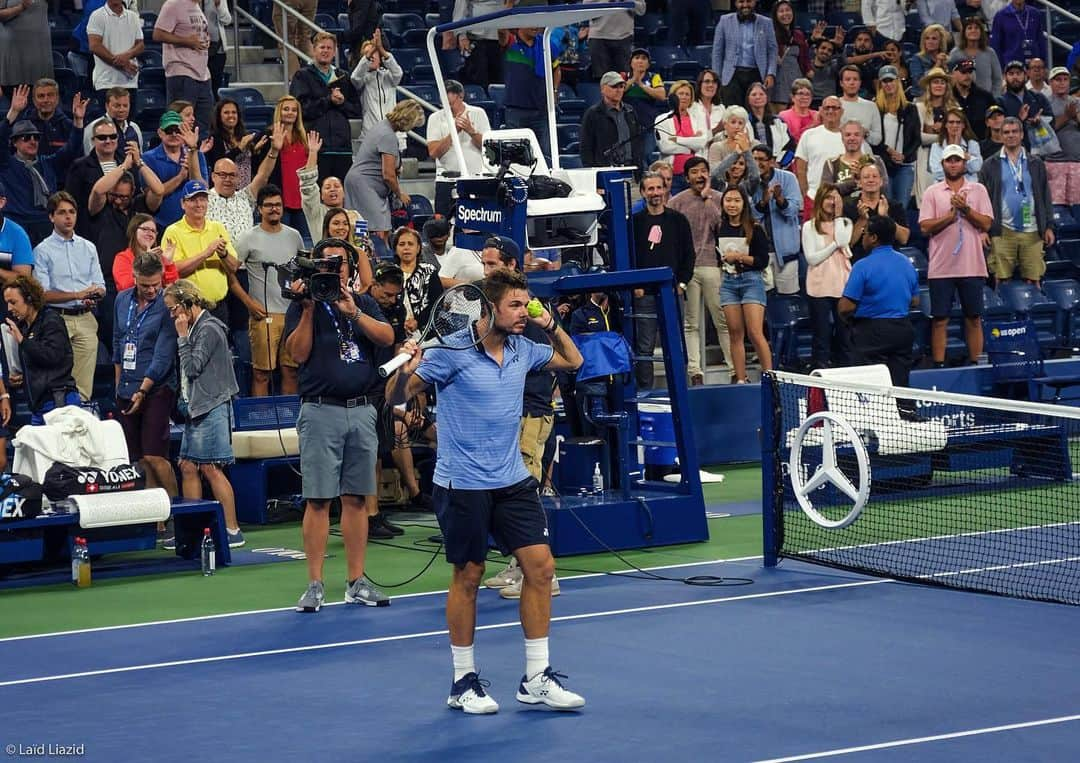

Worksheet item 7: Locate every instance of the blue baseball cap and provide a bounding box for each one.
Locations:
[182,180,209,200]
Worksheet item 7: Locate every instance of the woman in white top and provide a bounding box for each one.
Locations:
[688,69,726,147]
[801,183,854,370]
[350,30,404,141]
[707,105,753,167]
[914,67,958,207]
[655,80,703,194]
[928,107,983,182]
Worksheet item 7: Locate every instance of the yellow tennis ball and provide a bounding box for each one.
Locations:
[527,299,544,318]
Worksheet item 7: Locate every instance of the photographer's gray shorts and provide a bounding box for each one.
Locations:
[297,402,378,500]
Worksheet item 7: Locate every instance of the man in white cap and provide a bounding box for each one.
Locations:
[1046,66,1080,205]
[918,144,993,368]
[579,72,644,169]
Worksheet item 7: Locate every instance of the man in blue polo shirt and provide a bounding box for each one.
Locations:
[142,111,208,229]
[0,179,34,290]
[503,26,561,164]
[387,268,584,715]
[839,215,920,415]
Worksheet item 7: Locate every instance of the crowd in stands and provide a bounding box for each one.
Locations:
[0,0,1078,597]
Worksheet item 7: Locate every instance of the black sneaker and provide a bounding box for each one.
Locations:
[380,514,405,536]
[408,492,433,511]
[368,514,395,540]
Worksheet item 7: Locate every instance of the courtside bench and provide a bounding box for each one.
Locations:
[783,365,1071,499]
[230,396,302,524]
[0,498,231,567]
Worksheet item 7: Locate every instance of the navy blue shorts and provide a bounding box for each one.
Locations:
[929,277,984,319]
[433,477,548,566]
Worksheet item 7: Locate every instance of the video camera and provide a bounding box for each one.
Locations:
[279,253,344,303]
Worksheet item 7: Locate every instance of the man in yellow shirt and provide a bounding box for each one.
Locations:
[162,180,239,322]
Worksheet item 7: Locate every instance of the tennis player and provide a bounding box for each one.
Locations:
[386,268,585,714]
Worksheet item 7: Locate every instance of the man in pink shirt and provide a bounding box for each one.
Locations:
[918,144,994,368]
[153,0,214,135]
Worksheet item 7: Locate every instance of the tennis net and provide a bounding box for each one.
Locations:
[761,368,1080,606]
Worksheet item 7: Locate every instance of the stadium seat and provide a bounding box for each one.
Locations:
[667,60,701,81]
[463,84,488,103]
[487,83,506,108]
[766,294,810,372]
[134,89,168,131]
[688,45,712,69]
[640,13,668,39]
[1053,204,1080,236]
[218,87,267,109]
[648,46,686,76]
[556,99,587,121]
[52,50,66,70]
[314,12,341,31]
[400,83,439,105]
[407,194,434,227]
[559,154,583,169]
[382,13,426,46]
[576,81,600,105]
[557,123,581,153]
[53,69,79,103]
[139,67,166,91]
[827,11,862,29]
[409,64,436,84]
[997,281,1059,350]
[138,49,163,68]
[1041,279,1080,348]
[392,48,429,75]
[557,83,577,100]
[984,318,1080,402]
[898,246,928,283]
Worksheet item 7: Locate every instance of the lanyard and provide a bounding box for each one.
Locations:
[321,301,356,343]
[125,295,156,340]
[1006,150,1027,195]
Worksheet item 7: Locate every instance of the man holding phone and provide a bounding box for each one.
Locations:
[289,32,362,184]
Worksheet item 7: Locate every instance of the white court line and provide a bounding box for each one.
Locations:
[751,713,1080,762]
[0,556,767,643]
[0,578,887,688]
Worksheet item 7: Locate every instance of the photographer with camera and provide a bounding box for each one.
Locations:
[32,191,107,402]
[283,239,395,612]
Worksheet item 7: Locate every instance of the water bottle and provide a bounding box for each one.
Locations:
[71,537,91,588]
[592,463,604,494]
[201,528,216,576]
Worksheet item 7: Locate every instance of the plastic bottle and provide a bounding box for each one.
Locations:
[592,463,604,494]
[201,528,216,576]
[71,537,91,588]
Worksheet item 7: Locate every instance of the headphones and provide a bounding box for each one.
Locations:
[312,237,359,276]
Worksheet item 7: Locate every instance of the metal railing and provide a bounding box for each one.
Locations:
[226,6,438,148]
[1033,0,1079,67]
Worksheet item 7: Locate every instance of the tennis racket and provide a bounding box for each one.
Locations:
[378,282,493,377]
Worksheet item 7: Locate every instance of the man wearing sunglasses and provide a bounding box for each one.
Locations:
[142,110,208,230]
[0,85,89,247]
[67,119,165,350]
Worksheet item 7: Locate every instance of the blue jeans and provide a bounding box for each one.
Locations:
[888,164,915,209]
[31,391,83,426]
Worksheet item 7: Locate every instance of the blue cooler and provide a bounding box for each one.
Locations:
[638,400,677,467]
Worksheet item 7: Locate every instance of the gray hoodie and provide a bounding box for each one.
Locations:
[177,310,239,419]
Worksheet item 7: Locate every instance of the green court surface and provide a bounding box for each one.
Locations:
[0,465,764,639]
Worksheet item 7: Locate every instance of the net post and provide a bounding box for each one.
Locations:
[761,370,780,567]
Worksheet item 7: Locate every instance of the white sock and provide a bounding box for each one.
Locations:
[451,644,475,681]
[525,636,549,680]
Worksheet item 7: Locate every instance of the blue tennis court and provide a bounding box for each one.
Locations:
[2,558,1077,761]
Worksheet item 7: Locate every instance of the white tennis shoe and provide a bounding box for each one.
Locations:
[516,667,585,710]
[447,672,499,714]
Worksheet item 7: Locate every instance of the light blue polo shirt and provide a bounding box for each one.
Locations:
[417,334,554,490]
